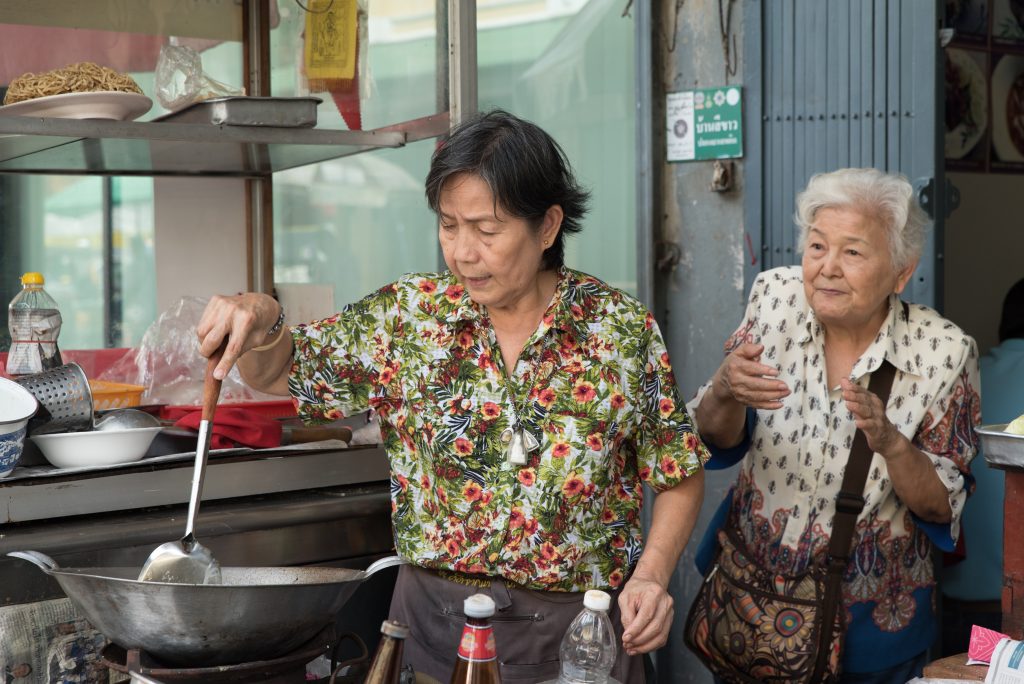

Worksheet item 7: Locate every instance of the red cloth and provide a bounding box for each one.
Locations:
[169,407,283,449]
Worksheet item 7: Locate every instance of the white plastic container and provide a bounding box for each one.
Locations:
[30,427,162,469]
[0,378,39,477]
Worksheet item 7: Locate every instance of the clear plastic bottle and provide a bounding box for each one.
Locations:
[6,272,63,377]
[558,590,616,684]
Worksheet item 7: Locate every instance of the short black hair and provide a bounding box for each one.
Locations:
[999,278,1024,342]
[425,109,590,270]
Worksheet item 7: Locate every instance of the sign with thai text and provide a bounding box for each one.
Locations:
[666,87,743,161]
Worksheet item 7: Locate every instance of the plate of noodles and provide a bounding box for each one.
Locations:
[0,62,151,121]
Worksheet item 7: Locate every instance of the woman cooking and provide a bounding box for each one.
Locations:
[197,110,708,682]
[687,168,981,683]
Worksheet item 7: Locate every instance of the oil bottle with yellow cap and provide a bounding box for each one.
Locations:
[6,272,62,377]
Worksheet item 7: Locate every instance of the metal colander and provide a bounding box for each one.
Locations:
[14,363,93,435]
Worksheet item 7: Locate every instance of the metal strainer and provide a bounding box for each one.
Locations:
[14,363,94,435]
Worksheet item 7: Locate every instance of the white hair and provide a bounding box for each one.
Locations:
[794,168,928,270]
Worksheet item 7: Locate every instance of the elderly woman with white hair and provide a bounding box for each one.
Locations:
[686,168,981,683]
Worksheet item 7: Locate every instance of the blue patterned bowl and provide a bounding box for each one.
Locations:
[0,379,39,477]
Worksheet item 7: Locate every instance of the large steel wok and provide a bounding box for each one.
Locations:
[8,550,403,666]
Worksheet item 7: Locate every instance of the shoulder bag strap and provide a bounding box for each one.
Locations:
[813,351,899,680]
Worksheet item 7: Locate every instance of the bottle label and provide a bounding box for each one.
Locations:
[7,308,62,376]
[456,624,496,662]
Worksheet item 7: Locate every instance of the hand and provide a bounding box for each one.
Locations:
[839,377,901,454]
[713,342,790,410]
[618,575,674,656]
[196,293,281,380]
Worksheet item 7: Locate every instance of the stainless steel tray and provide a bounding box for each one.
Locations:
[154,96,322,127]
[977,423,1024,469]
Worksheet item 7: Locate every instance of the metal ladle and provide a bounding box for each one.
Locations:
[137,349,224,584]
[93,408,161,431]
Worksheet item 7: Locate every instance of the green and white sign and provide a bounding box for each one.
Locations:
[666,87,743,162]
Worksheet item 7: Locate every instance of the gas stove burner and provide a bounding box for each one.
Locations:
[100,625,344,683]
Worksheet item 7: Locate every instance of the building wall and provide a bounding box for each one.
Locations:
[654,1,746,682]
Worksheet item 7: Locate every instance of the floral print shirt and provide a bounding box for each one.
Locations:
[688,266,981,669]
[289,267,709,592]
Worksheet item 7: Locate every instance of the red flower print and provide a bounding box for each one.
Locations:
[420,474,431,490]
[639,466,652,481]
[481,402,501,419]
[325,408,343,420]
[645,312,654,329]
[586,433,603,451]
[396,474,409,491]
[454,438,474,456]
[570,304,584,320]
[610,393,626,410]
[457,330,474,349]
[659,397,675,417]
[552,442,570,459]
[446,538,461,557]
[418,279,437,294]
[524,518,539,535]
[611,536,625,549]
[601,508,616,524]
[444,284,465,303]
[562,474,585,498]
[572,381,596,403]
[660,456,680,478]
[518,468,536,487]
[537,388,556,408]
[684,432,701,452]
[436,485,448,505]
[462,480,483,502]
[540,542,559,560]
[659,351,672,369]
[378,367,394,385]
[509,507,525,529]
[481,490,493,505]
[608,568,624,587]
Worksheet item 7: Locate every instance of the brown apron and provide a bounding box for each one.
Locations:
[388,564,646,683]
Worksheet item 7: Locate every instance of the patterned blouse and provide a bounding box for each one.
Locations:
[688,266,981,671]
[289,267,709,592]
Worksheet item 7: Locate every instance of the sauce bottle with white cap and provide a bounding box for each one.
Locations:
[449,592,502,683]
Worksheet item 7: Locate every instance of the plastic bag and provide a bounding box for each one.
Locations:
[155,44,245,111]
[98,296,282,406]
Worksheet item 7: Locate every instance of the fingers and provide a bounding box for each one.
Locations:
[718,344,790,408]
[196,293,278,379]
[619,587,674,655]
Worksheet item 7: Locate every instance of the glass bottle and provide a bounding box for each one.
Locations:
[6,272,63,377]
[558,590,616,683]
[364,619,408,684]
[450,593,502,684]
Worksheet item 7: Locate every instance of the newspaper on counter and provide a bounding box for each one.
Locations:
[986,638,1024,683]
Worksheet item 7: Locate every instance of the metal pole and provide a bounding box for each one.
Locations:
[635,0,655,311]
[244,0,272,294]
[448,0,477,127]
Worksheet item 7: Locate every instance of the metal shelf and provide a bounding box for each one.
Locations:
[0,116,408,177]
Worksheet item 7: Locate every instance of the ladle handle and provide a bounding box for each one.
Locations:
[202,343,226,422]
[7,550,59,574]
[184,343,225,538]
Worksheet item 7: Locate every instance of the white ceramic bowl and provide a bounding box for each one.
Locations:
[31,427,162,469]
[0,378,39,477]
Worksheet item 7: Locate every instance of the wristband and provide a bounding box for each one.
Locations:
[250,306,288,353]
[266,306,285,338]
